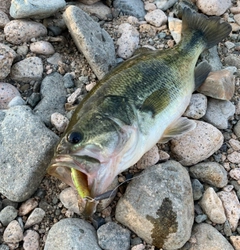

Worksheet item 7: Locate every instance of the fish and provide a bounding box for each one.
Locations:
[47,8,231,218]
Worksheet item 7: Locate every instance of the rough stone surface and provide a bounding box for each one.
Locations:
[34,73,67,127]
[155,0,178,10]
[198,69,235,101]
[0,83,21,109]
[10,57,43,83]
[4,20,47,45]
[218,190,240,231]
[113,0,146,19]
[196,0,232,16]
[168,17,182,43]
[3,220,23,244]
[97,222,131,250]
[0,206,18,226]
[192,179,203,201]
[44,218,101,250]
[0,43,16,80]
[0,0,11,13]
[145,9,167,27]
[10,0,66,19]
[230,236,240,250]
[25,208,46,228]
[30,41,55,55]
[229,168,240,181]
[117,23,139,59]
[203,98,235,129]
[116,161,194,250]
[184,223,234,250]
[0,10,9,28]
[227,152,240,164]
[0,105,58,202]
[51,112,69,133]
[224,54,240,69]
[18,198,39,216]
[189,162,228,188]
[171,120,223,166]
[201,46,222,71]
[63,6,116,80]
[199,187,226,224]
[183,93,207,119]
[23,230,40,250]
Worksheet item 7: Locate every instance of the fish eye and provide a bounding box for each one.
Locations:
[67,131,83,144]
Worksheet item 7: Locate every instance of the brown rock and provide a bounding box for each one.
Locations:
[230,236,240,250]
[139,23,157,37]
[0,10,9,28]
[18,198,38,216]
[0,83,21,109]
[197,69,235,101]
[0,0,11,13]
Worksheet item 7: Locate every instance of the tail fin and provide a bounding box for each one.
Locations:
[181,8,231,49]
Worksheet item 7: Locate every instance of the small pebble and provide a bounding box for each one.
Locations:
[24,208,46,229]
[18,198,39,216]
[63,73,75,88]
[30,41,55,55]
[51,112,69,133]
[192,179,204,200]
[195,214,207,223]
[229,168,240,181]
[0,206,18,226]
[23,230,40,250]
[3,220,23,244]
[227,152,240,164]
[144,9,167,27]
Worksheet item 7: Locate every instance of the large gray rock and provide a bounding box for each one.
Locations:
[115,161,194,250]
[10,0,66,19]
[181,223,234,250]
[34,73,67,127]
[0,105,58,202]
[63,6,116,80]
[44,218,101,250]
[113,0,145,19]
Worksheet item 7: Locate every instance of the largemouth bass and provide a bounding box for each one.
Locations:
[48,8,231,218]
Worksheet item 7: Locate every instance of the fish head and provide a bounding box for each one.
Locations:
[47,109,137,217]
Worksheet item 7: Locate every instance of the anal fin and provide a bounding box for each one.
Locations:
[159,117,196,143]
[194,61,211,90]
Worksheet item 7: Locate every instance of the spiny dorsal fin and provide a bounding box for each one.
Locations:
[194,61,211,90]
[159,117,196,143]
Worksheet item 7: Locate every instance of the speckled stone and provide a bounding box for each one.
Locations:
[30,41,55,55]
[23,230,40,250]
[145,9,167,27]
[3,220,23,244]
[0,83,21,109]
[0,10,10,28]
[0,44,16,79]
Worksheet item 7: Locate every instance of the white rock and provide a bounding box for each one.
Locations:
[227,152,240,164]
[86,81,96,91]
[10,0,66,19]
[11,57,43,83]
[145,2,156,11]
[24,208,46,229]
[218,190,240,231]
[117,23,139,59]
[229,138,240,151]
[23,230,40,250]
[3,220,23,244]
[0,10,10,28]
[155,0,178,11]
[183,93,207,119]
[67,87,81,104]
[229,168,240,181]
[18,198,39,216]
[200,187,226,224]
[51,112,69,133]
[144,9,167,27]
[168,17,182,44]
[30,41,55,55]
[171,120,223,166]
[4,20,47,45]
[196,0,232,16]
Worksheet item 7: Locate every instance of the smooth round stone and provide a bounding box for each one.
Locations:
[0,83,21,109]
[30,41,55,55]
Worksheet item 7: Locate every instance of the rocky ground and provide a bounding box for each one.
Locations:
[0,0,240,249]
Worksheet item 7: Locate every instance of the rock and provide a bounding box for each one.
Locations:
[199,187,226,224]
[0,105,59,202]
[44,218,101,250]
[136,145,160,169]
[0,10,10,28]
[168,17,182,44]
[197,69,235,101]
[116,161,194,249]
[227,152,240,164]
[183,93,207,119]
[0,43,16,80]
[144,9,167,27]
[171,120,223,166]
[51,112,69,133]
[113,0,145,19]
[234,121,240,137]
[76,2,111,20]
[0,83,21,109]
[201,46,222,71]
[234,13,240,25]
[218,190,240,231]
[3,220,23,244]
[139,23,157,37]
[155,0,178,10]
[189,162,228,188]
[17,45,28,56]
[7,96,26,108]
[196,0,232,16]
[0,206,18,226]
[0,0,11,14]
[192,179,204,200]
[230,236,240,250]
[97,222,131,250]
[18,198,39,216]
[4,20,47,45]
[203,98,235,130]
[184,223,234,250]
[27,93,41,108]
[10,0,66,19]
[23,230,40,250]
[30,41,55,55]
[229,168,240,181]
[0,244,9,250]
[10,57,43,83]
[224,54,240,69]
[78,0,100,4]
[47,52,63,65]
[24,208,46,228]
[34,73,67,127]
[63,73,75,88]
[117,23,139,59]
[145,2,156,11]
[63,6,116,80]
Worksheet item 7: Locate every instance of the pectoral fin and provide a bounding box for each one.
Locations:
[194,61,211,90]
[159,117,196,143]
